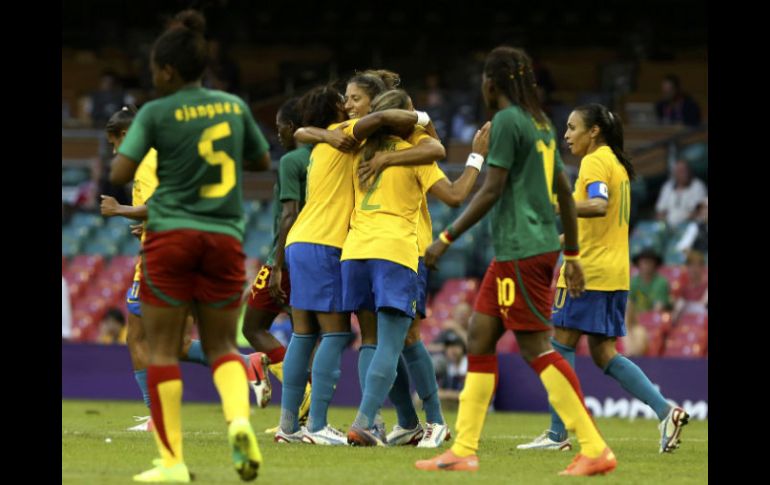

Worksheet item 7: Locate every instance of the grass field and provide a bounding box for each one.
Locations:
[62,400,707,484]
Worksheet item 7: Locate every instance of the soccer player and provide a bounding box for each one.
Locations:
[241,97,313,419]
[415,46,616,476]
[354,86,491,448]
[99,106,259,433]
[109,10,270,482]
[277,83,425,446]
[517,103,688,454]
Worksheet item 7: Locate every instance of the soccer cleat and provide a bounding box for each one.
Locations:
[302,425,349,446]
[386,423,424,446]
[297,383,312,426]
[659,406,690,453]
[516,430,572,451]
[264,424,280,434]
[347,425,386,447]
[417,423,451,448]
[558,447,617,476]
[274,426,305,444]
[373,414,387,444]
[228,417,262,481]
[415,449,479,472]
[128,416,155,432]
[133,462,191,483]
[248,353,272,409]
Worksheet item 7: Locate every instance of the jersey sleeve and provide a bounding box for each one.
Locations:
[578,155,611,198]
[278,153,304,202]
[118,105,154,162]
[416,162,447,194]
[486,110,518,170]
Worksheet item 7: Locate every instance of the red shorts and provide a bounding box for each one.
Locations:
[474,251,559,332]
[140,229,246,309]
[246,264,291,314]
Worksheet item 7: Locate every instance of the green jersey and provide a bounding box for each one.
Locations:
[487,105,564,261]
[119,86,269,241]
[630,274,671,312]
[265,144,311,265]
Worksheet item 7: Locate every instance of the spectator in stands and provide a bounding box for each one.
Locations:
[62,277,73,340]
[624,249,670,357]
[655,74,701,127]
[427,302,472,353]
[99,308,127,345]
[655,159,707,227]
[675,197,708,255]
[672,250,708,321]
[85,70,127,128]
[629,249,671,314]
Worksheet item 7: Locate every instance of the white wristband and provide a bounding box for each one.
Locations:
[415,110,431,127]
[466,152,485,171]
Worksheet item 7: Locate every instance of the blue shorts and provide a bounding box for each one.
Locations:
[416,258,428,319]
[286,242,344,312]
[126,281,141,317]
[552,288,628,337]
[341,259,418,318]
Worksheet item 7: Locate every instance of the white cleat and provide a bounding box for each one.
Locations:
[248,353,272,409]
[301,425,349,446]
[274,426,306,444]
[659,406,689,453]
[416,422,451,448]
[386,423,424,446]
[127,416,154,432]
[516,430,572,451]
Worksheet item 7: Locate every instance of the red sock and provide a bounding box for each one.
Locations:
[266,346,286,365]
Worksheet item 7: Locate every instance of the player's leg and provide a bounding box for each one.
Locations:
[302,311,351,445]
[386,320,422,445]
[414,311,503,471]
[194,231,260,481]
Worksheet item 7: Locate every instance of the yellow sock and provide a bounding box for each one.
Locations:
[268,361,284,382]
[149,373,183,468]
[450,372,495,457]
[539,363,607,458]
[213,355,250,423]
[298,382,312,418]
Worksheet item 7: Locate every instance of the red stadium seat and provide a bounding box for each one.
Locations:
[635,311,672,356]
[662,324,707,357]
[675,312,708,329]
[576,337,590,356]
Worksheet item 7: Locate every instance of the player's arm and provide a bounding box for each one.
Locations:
[568,181,608,217]
[110,154,140,186]
[352,109,423,142]
[358,138,445,185]
[426,122,491,207]
[268,200,300,304]
[99,195,147,220]
[294,124,358,152]
[423,164,508,269]
[555,171,585,297]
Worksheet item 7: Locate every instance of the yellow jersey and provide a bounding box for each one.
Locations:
[286,120,361,249]
[341,137,446,272]
[557,145,630,291]
[132,149,159,282]
[406,127,447,257]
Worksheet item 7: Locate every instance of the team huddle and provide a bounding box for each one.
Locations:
[101,9,690,483]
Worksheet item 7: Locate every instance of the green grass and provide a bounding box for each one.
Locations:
[62,400,707,484]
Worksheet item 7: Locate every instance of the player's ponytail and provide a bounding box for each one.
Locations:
[361,89,411,163]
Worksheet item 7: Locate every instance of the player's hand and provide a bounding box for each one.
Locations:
[326,122,357,153]
[424,238,450,270]
[358,151,388,189]
[100,195,120,216]
[268,267,287,304]
[563,260,585,298]
[130,223,144,239]
[472,121,491,157]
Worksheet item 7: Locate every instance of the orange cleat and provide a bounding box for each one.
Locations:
[558,447,617,476]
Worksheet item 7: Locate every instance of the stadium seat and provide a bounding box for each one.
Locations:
[662,323,707,357]
[496,331,519,354]
[635,310,672,356]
